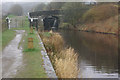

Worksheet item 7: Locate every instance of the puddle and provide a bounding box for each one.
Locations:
[2,30,25,78]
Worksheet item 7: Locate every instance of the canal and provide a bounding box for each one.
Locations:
[59,30,118,78]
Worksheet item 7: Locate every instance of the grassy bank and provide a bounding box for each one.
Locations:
[12,16,47,78]
[60,3,118,35]
[40,31,79,78]
[60,15,118,35]
[78,15,118,34]
[2,29,16,49]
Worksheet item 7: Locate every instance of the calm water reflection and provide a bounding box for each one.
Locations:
[59,30,118,78]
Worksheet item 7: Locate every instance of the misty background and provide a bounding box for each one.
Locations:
[2,2,47,16]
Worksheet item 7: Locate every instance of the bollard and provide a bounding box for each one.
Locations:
[38,28,41,34]
[30,27,33,33]
[28,38,34,49]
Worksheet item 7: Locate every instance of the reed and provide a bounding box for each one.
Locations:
[55,47,79,78]
[51,33,64,53]
[42,32,64,53]
[40,32,79,78]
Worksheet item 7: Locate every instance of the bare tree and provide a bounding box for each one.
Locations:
[45,2,65,10]
[9,4,23,16]
[62,2,90,28]
[33,3,46,11]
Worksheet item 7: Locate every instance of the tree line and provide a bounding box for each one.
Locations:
[8,2,118,29]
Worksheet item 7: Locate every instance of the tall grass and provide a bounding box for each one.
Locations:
[55,48,79,78]
[40,32,79,78]
[42,32,64,53]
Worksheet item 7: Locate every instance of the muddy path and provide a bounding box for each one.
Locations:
[2,30,25,78]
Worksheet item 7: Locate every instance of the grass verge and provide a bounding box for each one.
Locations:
[15,29,47,78]
[2,29,16,49]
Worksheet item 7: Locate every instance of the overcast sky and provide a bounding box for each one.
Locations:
[2,0,119,2]
[2,0,52,2]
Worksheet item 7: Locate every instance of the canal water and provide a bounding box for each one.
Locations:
[59,30,118,78]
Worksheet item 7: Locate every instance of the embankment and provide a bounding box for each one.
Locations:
[39,31,79,78]
[60,3,119,35]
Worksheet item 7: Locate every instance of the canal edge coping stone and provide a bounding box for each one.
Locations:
[36,31,58,78]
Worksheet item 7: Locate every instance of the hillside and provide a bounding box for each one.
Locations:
[78,15,118,34]
[60,3,118,35]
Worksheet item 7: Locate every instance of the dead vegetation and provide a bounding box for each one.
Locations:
[83,4,118,23]
[42,32,64,53]
[60,3,118,34]
[40,32,79,78]
[79,15,118,34]
[55,48,79,78]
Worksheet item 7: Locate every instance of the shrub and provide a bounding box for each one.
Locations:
[83,4,118,23]
[79,15,118,34]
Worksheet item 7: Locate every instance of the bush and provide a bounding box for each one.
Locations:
[83,4,118,23]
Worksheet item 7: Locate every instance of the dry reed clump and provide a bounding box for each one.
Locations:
[42,37,53,52]
[2,19,8,32]
[55,47,79,78]
[51,33,64,53]
[79,15,118,34]
[41,32,79,78]
[42,33,64,53]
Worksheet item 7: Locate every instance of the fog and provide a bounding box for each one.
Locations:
[2,0,118,16]
[2,2,47,16]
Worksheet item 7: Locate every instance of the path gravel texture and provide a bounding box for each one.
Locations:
[2,30,25,78]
